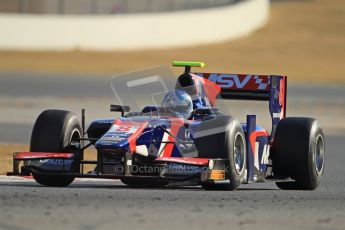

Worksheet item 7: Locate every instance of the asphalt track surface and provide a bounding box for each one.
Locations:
[0,135,344,230]
[0,72,344,230]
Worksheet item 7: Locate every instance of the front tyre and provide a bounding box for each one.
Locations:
[32,173,75,187]
[273,117,325,190]
[201,117,246,191]
[30,110,82,187]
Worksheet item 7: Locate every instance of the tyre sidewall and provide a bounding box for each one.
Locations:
[305,121,325,189]
[273,117,325,190]
[225,119,246,190]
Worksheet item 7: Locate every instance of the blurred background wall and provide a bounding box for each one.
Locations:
[0,0,343,83]
[0,0,269,50]
[0,0,242,14]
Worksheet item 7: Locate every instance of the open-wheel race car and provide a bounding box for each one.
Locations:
[8,61,325,190]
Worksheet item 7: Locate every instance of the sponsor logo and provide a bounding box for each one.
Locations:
[210,170,226,180]
[39,159,73,166]
[100,136,125,142]
[115,126,132,132]
[254,75,270,90]
[254,142,270,169]
[96,119,114,124]
[109,124,139,134]
[100,124,141,142]
[197,73,270,91]
[207,74,251,89]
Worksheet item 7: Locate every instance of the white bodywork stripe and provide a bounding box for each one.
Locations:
[135,145,149,157]
[158,130,170,157]
[254,142,260,169]
[261,145,270,164]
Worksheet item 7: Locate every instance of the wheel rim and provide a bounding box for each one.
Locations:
[68,128,81,150]
[234,133,245,175]
[314,135,325,175]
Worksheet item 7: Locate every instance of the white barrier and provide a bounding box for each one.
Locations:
[0,0,269,50]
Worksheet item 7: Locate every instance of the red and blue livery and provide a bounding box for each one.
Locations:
[9,61,325,190]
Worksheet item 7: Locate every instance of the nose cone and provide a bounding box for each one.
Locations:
[95,135,129,149]
[95,119,148,151]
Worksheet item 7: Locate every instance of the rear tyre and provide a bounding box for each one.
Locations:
[199,117,246,191]
[272,117,325,190]
[30,110,82,187]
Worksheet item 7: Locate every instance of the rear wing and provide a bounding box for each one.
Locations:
[194,73,284,100]
[171,61,286,134]
[193,72,287,134]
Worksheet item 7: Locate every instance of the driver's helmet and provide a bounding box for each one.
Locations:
[161,89,193,119]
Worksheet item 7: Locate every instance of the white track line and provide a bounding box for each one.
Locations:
[0,175,118,183]
[0,175,33,182]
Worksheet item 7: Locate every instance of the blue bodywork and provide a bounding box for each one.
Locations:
[86,73,286,183]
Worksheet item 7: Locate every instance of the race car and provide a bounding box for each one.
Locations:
[8,61,325,190]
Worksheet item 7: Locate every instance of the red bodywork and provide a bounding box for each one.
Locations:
[155,157,209,166]
[14,152,73,160]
